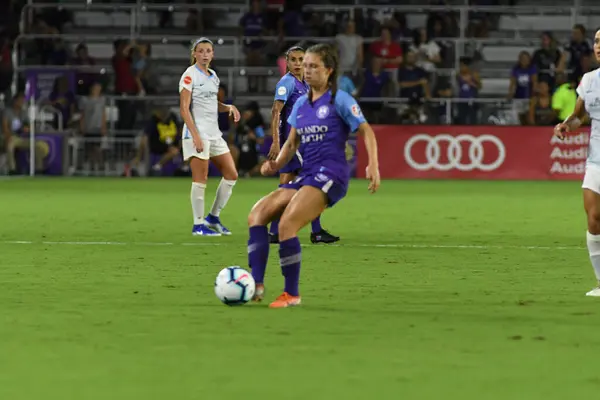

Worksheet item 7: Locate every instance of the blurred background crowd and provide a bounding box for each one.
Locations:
[0,0,596,176]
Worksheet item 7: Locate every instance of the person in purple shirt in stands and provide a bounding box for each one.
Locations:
[508,51,538,100]
[240,0,266,92]
[268,45,340,245]
[247,44,381,308]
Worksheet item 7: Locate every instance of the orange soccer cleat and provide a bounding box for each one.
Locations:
[269,292,301,308]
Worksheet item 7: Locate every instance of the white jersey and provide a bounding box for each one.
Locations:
[577,69,600,167]
[178,65,222,140]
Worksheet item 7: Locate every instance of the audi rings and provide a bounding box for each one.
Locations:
[404,134,506,172]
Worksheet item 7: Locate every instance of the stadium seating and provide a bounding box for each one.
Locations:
[13,0,591,125]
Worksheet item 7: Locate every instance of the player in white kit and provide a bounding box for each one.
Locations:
[179,37,241,236]
[554,29,600,296]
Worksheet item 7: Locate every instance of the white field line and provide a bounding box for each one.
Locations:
[0,240,585,251]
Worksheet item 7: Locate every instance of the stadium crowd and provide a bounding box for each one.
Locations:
[0,0,591,176]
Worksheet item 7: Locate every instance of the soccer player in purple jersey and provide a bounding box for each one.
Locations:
[268,46,340,245]
[247,44,380,308]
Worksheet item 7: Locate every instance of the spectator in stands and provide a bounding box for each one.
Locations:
[370,27,403,96]
[132,43,155,95]
[354,9,380,41]
[112,40,138,132]
[508,51,537,123]
[389,13,412,46]
[279,0,305,41]
[0,34,12,99]
[48,76,76,130]
[577,53,594,84]
[240,0,267,93]
[410,27,442,75]
[2,92,49,175]
[532,32,564,91]
[79,82,107,173]
[336,20,363,78]
[429,18,453,69]
[265,0,284,34]
[431,77,453,124]
[70,43,97,96]
[552,74,577,126]
[359,57,390,124]
[234,101,266,177]
[398,51,429,124]
[133,107,181,176]
[527,81,554,126]
[455,57,481,125]
[46,26,69,66]
[564,24,592,82]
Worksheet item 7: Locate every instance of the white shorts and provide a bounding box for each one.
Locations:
[582,166,600,194]
[182,136,230,161]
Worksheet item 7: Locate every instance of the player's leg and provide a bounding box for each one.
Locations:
[184,137,220,236]
[270,186,328,308]
[583,176,600,296]
[205,138,238,235]
[269,171,296,244]
[248,188,297,301]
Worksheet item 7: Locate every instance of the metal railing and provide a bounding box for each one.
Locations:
[25,94,533,127]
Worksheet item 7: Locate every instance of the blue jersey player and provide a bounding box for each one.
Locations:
[247,44,381,308]
[268,46,340,245]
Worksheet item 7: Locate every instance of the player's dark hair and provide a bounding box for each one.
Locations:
[190,37,214,66]
[306,43,338,106]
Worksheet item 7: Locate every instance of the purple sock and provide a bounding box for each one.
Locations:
[270,219,279,235]
[248,226,269,284]
[279,237,301,296]
[311,215,322,234]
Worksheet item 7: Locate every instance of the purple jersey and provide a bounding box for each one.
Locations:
[274,72,309,144]
[288,90,366,183]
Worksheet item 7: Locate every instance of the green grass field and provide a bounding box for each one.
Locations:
[1,177,598,399]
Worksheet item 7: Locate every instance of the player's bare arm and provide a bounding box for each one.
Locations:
[269,100,285,159]
[218,102,240,122]
[357,122,380,193]
[179,88,203,151]
[554,97,586,139]
[261,127,299,176]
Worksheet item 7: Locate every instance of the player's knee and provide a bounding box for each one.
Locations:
[278,218,298,241]
[248,208,264,227]
[223,170,238,181]
[588,207,600,233]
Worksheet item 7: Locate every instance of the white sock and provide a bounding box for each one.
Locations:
[210,178,237,217]
[586,231,600,282]
[191,182,206,225]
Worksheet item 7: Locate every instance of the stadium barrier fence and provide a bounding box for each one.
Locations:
[357,125,586,181]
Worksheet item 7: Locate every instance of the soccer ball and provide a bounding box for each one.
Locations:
[214,266,256,306]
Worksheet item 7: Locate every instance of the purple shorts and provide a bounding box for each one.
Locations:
[279,152,302,174]
[280,169,348,207]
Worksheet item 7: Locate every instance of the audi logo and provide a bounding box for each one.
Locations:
[404,134,506,172]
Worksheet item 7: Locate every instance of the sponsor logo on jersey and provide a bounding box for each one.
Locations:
[278,86,287,96]
[183,76,192,85]
[297,125,329,134]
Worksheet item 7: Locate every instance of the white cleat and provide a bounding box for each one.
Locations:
[585,287,600,297]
